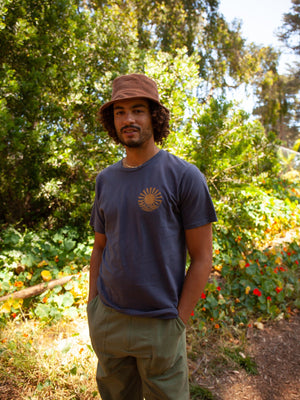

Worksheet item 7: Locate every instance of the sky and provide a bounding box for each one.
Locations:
[218,0,295,74]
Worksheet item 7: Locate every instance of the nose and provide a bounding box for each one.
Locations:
[123,111,135,125]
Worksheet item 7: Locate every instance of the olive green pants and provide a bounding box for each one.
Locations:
[87,295,189,400]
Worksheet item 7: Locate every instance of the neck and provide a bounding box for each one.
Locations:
[124,145,160,168]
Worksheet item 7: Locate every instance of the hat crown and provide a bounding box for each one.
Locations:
[99,73,168,113]
[111,73,160,103]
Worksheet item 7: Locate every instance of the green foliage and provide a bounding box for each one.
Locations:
[190,385,216,400]
[254,0,300,147]
[194,238,300,329]
[253,71,300,147]
[0,226,92,324]
[0,0,290,232]
[188,166,300,331]
[0,0,299,331]
[0,0,135,228]
[222,347,258,375]
[278,0,300,55]
[191,97,281,197]
[1,175,299,327]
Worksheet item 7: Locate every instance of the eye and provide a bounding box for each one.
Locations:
[134,109,144,114]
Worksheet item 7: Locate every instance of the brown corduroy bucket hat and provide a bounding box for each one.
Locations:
[99,73,169,115]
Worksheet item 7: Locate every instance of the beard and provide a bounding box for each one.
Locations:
[117,125,154,148]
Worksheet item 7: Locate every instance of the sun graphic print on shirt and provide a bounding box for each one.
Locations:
[138,187,163,212]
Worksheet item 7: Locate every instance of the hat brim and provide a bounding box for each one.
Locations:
[99,96,169,114]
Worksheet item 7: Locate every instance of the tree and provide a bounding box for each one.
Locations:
[278,0,300,56]
[277,0,300,146]
[0,0,137,228]
[254,71,299,147]
[253,0,300,147]
[0,0,286,230]
[89,0,276,97]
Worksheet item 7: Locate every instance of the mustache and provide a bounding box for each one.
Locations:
[120,125,141,134]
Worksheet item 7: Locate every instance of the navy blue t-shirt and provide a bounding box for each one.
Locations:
[90,150,217,318]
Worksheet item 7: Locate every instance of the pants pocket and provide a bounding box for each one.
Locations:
[176,316,186,332]
[87,295,99,312]
[87,296,108,356]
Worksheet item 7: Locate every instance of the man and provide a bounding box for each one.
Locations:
[87,73,217,400]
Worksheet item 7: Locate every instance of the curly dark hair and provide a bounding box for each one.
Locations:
[98,100,170,145]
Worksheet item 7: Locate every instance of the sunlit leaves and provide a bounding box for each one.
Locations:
[0,0,138,228]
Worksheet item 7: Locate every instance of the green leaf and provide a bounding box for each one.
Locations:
[61,292,74,308]
[63,239,76,252]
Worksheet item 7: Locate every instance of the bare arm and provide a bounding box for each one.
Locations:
[88,231,106,304]
[177,223,213,324]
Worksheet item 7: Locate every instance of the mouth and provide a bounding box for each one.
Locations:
[121,126,140,136]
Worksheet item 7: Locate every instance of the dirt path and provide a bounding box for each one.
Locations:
[192,311,300,400]
[1,312,299,399]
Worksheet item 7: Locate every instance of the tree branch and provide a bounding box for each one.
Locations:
[0,275,75,302]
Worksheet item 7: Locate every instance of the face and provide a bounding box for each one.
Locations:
[113,98,154,148]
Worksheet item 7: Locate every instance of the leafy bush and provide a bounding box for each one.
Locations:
[196,240,300,327]
[0,226,92,324]
[192,174,300,331]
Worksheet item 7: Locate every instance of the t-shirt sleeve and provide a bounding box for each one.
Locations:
[180,164,217,229]
[90,174,106,233]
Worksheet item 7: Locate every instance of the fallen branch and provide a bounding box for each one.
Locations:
[0,275,75,302]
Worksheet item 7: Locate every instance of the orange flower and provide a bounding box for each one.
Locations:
[214,264,223,272]
[214,324,220,329]
[54,255,59,263]
[14,281,23,288]
[38,260,48,268]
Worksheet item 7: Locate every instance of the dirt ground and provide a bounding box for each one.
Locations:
[1,311,299,400]
[190,310,300,400]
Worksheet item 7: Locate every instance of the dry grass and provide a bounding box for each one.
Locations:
[0,317,100,400]
[1,317,248,400]
[1,312,298,400]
